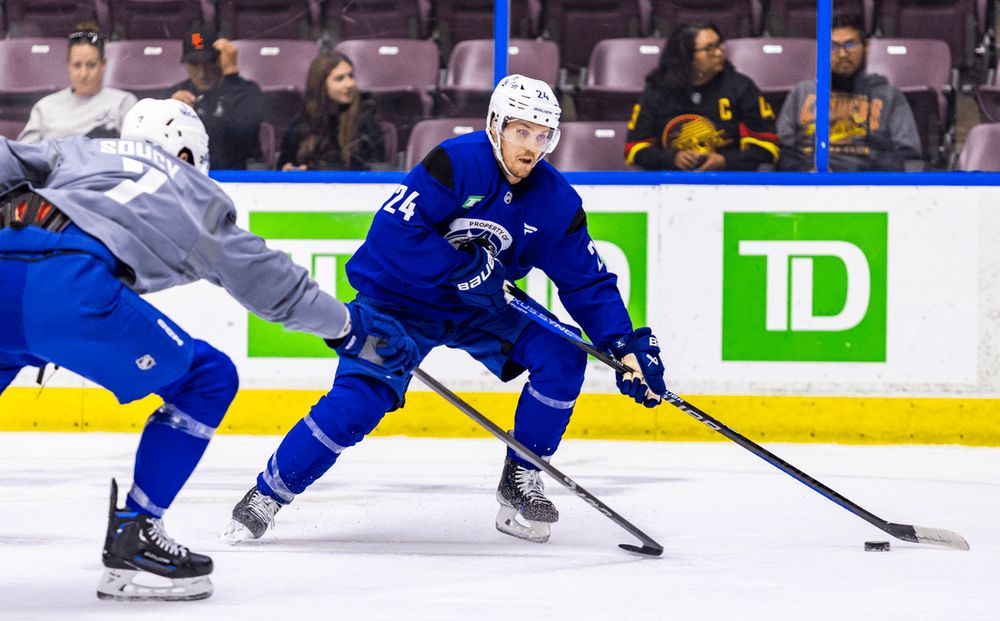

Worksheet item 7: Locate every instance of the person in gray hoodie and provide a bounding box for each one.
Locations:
[776,13,921,172]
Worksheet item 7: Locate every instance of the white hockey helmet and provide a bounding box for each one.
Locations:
[121,98,210,174]
[487,74,561,163]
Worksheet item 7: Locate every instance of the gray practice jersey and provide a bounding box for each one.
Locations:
[0,135,348,340]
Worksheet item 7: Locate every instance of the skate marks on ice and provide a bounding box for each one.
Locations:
[1,434,999,620]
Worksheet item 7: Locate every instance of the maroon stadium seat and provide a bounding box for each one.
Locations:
[0,38,68,121]
[217,0,321,40]
[434,0,542,59]
[544,0,652,72]
[546,121,632,171]
[877,0,981,69]
[725,37,816,113]
[765,0,870,36]
[103,40,187,99]
[956,123,1000,170]
[655,0,762,40]
[438,39,560,117]
[5,0,102,38]
[866,38,955,161]
[106,0,212,40]
[575,38,663,121]
[326,0,426,40]
[404,118,485,169]
[230,39,318,143]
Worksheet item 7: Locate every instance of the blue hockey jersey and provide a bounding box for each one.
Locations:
[346,131,633,350]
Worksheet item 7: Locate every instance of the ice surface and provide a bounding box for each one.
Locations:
[0,433,997,621]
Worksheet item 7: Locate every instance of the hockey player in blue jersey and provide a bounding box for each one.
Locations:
[0,98,417,601]
[225,74,668,545]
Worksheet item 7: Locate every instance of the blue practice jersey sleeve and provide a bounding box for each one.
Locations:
[363,162,468,287]
[534,208,634,352]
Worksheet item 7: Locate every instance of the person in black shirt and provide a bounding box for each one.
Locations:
[278,52,385,171]
[168,27,263,170]
[624,22,779,171]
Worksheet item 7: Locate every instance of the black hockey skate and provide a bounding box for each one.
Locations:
[97,479,213,601]
[496,456,559,543]
[221,485,282,544]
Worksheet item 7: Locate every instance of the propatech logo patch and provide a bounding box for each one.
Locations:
[722,212,887,362]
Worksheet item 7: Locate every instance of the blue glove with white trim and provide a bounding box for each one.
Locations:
[450,242,509,315]
[325,301,418,374]
[608,328,666,408]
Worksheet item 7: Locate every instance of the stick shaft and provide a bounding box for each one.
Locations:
[411,366,663,555]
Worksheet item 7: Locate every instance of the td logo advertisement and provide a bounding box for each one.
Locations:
[722,212,888,362]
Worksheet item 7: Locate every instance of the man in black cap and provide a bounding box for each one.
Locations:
[168,27,264,169]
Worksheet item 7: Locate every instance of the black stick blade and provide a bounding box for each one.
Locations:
[619,543,664,557]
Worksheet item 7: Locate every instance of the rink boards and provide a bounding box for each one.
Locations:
[2,175,999,444]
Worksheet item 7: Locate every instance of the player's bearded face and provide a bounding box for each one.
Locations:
[497,119,554,181]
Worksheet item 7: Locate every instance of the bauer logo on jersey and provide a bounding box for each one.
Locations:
[135,354,156,370]
[445,218,514,255]
[662,114,730,153]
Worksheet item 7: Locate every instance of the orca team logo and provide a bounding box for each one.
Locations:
[722,212,887,362]
[444,218,514,256]
[662,114,730,154]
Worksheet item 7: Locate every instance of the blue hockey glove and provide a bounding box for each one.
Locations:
[608,328,666,408]
[449,242,509,315]
[325,301,418,374]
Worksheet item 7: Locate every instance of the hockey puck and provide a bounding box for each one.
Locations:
[865,541,891,552]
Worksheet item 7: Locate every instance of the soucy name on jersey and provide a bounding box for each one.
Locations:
[99,140,182,179]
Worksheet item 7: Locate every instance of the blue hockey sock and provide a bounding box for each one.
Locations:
[257,374,395,504]
[507,323,586,468]
[127,340,237,516]
[508,382,576,468]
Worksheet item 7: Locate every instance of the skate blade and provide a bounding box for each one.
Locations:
[495,505,551,544]
[96,568,213,602]
[220,519,256,545]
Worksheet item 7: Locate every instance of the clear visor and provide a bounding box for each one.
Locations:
[500,122,560,153]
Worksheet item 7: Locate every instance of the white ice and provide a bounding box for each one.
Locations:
[0,433,997,621]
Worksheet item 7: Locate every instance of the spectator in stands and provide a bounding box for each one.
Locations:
[624,21,779,171]
[277,52,385,171]
[18,24,137,144]
[776,14,921,171]
[168,27,264,170]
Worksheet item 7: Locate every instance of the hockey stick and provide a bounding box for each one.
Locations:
[410,366,664,557]
[506,294,970,551]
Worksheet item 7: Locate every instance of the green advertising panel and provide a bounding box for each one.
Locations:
[247,210,647,358]
[723,212,887,362]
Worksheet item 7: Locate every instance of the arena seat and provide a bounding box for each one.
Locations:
[404,118,485,169]
[103,40,187,99]
[437,39,560,118]
[575,38,662,122]
[725,37,816,113]
[106,0,211,40]
[546,121,632,171]
[955,122,1000,170]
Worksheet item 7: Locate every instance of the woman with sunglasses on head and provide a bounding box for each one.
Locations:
[18,23,137,144]
[624,21,779,172]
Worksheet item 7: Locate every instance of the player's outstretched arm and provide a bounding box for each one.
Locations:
[324,300,418,374]
[608,328,666,408]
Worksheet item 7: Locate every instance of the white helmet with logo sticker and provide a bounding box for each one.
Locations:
[120,98,210,174]
[486,74,562,162]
